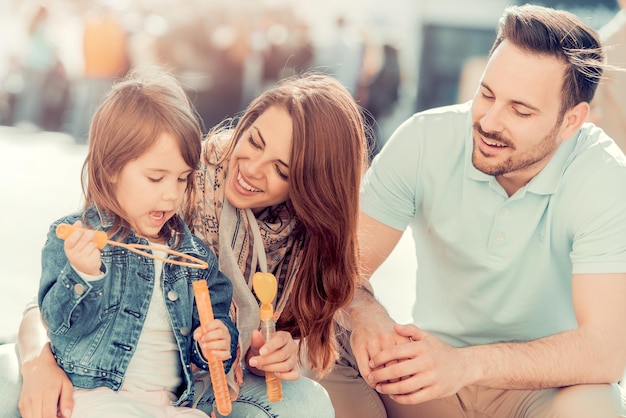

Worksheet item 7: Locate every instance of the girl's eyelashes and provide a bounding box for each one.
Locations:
[148,174,190,183]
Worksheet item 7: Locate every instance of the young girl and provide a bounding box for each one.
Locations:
[37,68,238,417]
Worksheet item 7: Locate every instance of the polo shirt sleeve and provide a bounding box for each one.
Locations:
[569,160,626,274]
[361,115,421,231]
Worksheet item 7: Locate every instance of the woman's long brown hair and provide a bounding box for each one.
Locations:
[219,72,368,373]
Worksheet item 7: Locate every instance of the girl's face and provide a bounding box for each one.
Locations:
[225,105,292,213]
[113,133,193,243]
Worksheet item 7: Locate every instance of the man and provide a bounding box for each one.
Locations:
[314,4,626,417]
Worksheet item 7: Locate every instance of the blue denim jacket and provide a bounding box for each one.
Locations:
[38,208,238,407]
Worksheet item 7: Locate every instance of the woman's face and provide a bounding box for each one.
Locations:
[225,105,292,213]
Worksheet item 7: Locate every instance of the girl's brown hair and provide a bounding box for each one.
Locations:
[81,67,202,242]
[220,72,368,373]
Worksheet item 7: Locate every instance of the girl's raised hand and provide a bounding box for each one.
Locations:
[62,221,102,276]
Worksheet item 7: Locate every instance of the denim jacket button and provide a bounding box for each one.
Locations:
[180,327,190,336]
[74,284,85,295]
[167,290,179,301]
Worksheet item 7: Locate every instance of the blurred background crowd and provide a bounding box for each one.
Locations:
[0,0,621,157]
[0,0,415,159]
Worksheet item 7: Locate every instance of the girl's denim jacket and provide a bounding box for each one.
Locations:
[38,209,238,407]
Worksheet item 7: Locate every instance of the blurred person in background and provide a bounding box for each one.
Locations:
[13,5,64,130]
[312,15,364,96]
[65,3,130,143]
[589,0,626,152]
[359,41,401,161]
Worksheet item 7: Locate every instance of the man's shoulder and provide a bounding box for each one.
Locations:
[574,123,626,167]
[413,101,472,120]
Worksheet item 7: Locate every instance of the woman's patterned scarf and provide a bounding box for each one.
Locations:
[191,135,302,401]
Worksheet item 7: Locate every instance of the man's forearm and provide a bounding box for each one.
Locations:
[347,280,392,326]
[461,327,624,389]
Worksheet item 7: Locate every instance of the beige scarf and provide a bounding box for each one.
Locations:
[192,135,302,401]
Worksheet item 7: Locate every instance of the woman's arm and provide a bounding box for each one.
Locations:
[17,306,74,418]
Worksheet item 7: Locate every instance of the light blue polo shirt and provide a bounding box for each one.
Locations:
[361,101,626,348]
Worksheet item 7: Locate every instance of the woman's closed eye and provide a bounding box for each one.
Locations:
[248,135,262,150]
[275,164,288,180]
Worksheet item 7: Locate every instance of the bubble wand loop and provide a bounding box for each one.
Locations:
[252,272,282,402]
[55,224,208,269]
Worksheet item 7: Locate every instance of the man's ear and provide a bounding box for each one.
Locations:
[560,102,590,140]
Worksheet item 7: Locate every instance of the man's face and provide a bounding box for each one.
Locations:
[471,40,568,194]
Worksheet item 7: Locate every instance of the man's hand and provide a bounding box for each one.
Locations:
[366,324,474,405]
[348,284,410,385]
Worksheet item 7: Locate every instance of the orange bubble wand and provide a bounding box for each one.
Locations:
[252,272,282,402]
[193,280,233,416]
[55,224,208,269]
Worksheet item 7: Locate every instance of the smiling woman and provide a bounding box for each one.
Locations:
[188,71,368,416]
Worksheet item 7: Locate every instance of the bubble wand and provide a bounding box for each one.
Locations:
[252,272,282,402]
[55,224,208,269]
[192,280,233,416]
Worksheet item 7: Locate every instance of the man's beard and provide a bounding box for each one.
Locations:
[471,122,560,177]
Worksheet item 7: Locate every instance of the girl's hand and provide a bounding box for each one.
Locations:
[246,329,300,381]
[193,319,232,361]
[63,221,102,276]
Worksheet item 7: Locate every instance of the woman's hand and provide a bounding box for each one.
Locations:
[246,329,300,381]
[194,319,232,361]
[18,342,74,418]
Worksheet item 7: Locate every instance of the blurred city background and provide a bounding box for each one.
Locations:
[0,0,621,342]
